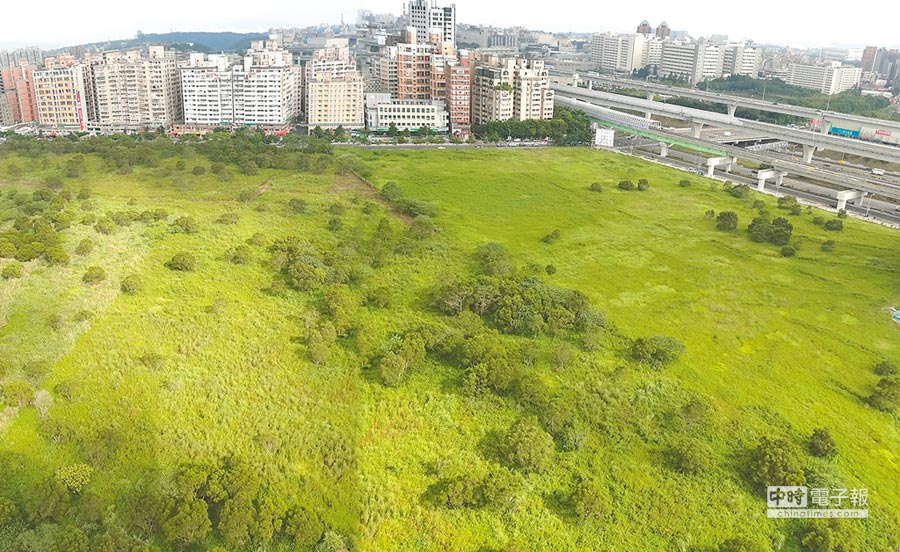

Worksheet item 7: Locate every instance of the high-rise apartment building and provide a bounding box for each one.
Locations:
[660,39,725,83]
[91,46,182,131]
[406,0,456,46]
[397,34,435,100]
[306,42,364,131]
[637,20,652,35]
[181,42,301,130]
[722,44,761,77]
[656,22,671,39]
[33,57,88,131]
[861,46,878,73]
[0,48,43,70]
[1,62,39,124]
[472,57,553,125]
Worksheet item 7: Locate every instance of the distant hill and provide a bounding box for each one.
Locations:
[76,31,269,53]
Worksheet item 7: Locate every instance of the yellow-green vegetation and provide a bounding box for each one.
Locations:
[0,136,898,552]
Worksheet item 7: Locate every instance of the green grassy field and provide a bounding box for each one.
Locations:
[0,141,898,551]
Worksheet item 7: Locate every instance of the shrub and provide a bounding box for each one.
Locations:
[82,266,106,285]
[837,209,848,219]
[637,178,649,191]
[166,252,196,272]
[247,233,266,247]
[44,246,70,266]
[718,537,769,552]
[873,360,897,376]
[617,180,635,191]
[678,179,692,187]
[55,463,93,493]
[705,209,716,219]
[571,476,610,519]
[716,211,738,231]
[631,336,685,367]
[327,218,343,232]
[589,182,603,192]
[238,188,256,203]
[0,241,15,258]
[288,198,307,213]
[283,506,324,545]
[746,437,805,490]
[808,428,837,459]
[790,204,802,215]
[821,240,836,252]
[75,239,94,256]
[780,246,797,257]
[191,166,206,176]
[2,262,23,280]
[239,161,259,176]
[174,216,199,234]
[812,216,825,226]
[545,264,557,275]
[824,219,843,231]
[94,217,115,235]
[226,245,252,265]
[728,184,750,198]
[120,275,142,295]
[752,200,766,209]
[798,519,860,552]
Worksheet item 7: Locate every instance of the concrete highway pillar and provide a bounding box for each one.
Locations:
[775,173,784,187]
[726,156,737,173]
[727,104,737,117]
[691,121,704,138]
[757,176,767,192]
[707,164,716,177]
[836,198,848,211]
[802,144,815,164]
[659,142,669,157]
[646,91,655,101]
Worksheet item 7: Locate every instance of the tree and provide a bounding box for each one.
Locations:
[323,284,358,336]
[82,266,106,285]
[379,334,426,387]
[33,389,53,420]
[780,246,797,257]
[809,428,837,459]
[589,182,603,192]
[191,165,206,176]
[226,245,252,265]
[502,416,554,472]
[44,246,70,266]
[283,506,324,545]
[873,360,897,376]
[719,537,770,552]
[798,519,860,552]
[166,253,196,272]
[162,499,211,545]
[746,437,806,490]
[821,240,836,252]
[2,262,23,280]
[637,178,650,191]
[121,275,142,294]
[51,525,88,552]
[55,463,93,493]
[541,229,561,244]
[476,242,514,276]
[747,218,773,243]
[868,376,900,412]
[679,179,692,187]
[717,211,738,231]
[617,180,635,190]
[316,531,351,552]
[0,496,18,525]
[631,336,685,368]
[387,122,399,137]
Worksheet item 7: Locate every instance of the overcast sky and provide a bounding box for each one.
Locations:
[0,0,895,51]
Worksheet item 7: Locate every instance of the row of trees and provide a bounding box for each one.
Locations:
[473,107,593,145]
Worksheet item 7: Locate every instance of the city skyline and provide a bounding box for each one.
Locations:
[1,0,898,51]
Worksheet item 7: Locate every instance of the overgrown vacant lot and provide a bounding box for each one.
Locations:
[0,137,898,552]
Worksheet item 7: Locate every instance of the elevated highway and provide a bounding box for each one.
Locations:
[555,95,900,202]
[553,83,900,165]
[569,73,900,138]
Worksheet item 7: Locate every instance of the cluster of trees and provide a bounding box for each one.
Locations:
[616,179,650,191]
[379,181,437,218]
[0,190,71,265]
[473,107,592,145]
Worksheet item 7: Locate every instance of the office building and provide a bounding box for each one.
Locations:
[660,39,724,83]
[406,0,456,46]
[365,92,448,133]
[723,44,762,77]
[787,62,861,95]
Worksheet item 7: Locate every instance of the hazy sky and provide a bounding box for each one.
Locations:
[0,0,895,50]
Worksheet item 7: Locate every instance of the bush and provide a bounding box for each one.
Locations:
[288,198,307,213]
[798,519,860,552]
[2,262,23,280]
[82,266,106,285]
[589,182,603,192]
[216,212,239,225]
[238,188,256,203]
[678,179,692,188]
[631,336,685,367]
[75,239,94,256]
[728,184,750,198]
[824,219,843,231]
[55,463,93,493]
[837,209,848,219]
[812,216,825,226]
[808,428,837,459]
[780,245,797,257]
[718,537,769,552]
[752,200,766,209]
[226,245,252,265]
[502,416,554,472]
[571,476,610,519]
[191,166,206,176]
[746,437,805,489]
[716,211,738,231]
[120,275,142,295]
[821,240,836,252]
[617,180,635,191]
[174,216,199,234]
[166,252,196,272]
[44,246,70,266]
[637,178,649,191]
[545,264,556,275]
[873,360,897,376]
[327,218,343,232]
[668,440,712,475]
[541,229,561,244]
